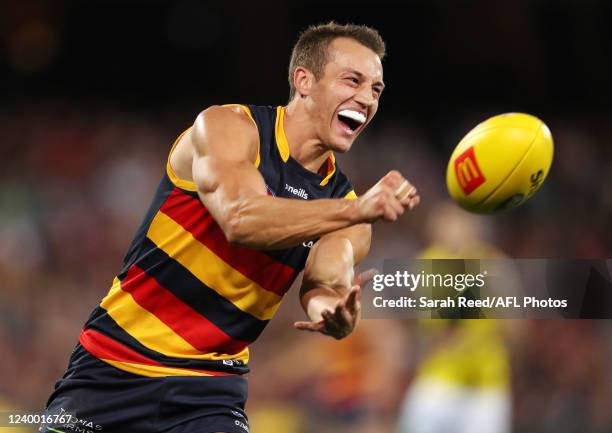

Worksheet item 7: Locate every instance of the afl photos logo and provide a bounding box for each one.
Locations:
[454,146,486,195]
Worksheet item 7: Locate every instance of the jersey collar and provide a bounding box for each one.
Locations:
[275,106,336,186]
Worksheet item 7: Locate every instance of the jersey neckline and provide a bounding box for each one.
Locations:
[275,106,337,187]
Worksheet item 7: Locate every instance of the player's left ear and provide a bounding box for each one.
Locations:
[293,67,314,97]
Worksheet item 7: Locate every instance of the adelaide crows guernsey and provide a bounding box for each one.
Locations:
[79,105,356,377]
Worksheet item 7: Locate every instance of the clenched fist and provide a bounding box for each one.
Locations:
[355,170,420,223]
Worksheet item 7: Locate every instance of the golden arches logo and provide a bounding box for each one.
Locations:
[457,158,478,187]
[454,147,486,195]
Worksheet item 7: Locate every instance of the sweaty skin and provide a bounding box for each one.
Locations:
[170,37,420,340]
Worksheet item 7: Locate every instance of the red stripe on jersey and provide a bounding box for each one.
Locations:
[159,188,297,295]
[80,327,161,366]
[79,328,233,376]
[122,264,249,354]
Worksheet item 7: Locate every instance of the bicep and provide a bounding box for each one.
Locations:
[190,106,266,207]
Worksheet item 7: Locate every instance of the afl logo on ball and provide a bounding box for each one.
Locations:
[454,146,486,195]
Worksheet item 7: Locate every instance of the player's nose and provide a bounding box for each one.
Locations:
[354,85,376,109]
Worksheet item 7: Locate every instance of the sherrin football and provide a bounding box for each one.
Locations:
[446,113,554,213]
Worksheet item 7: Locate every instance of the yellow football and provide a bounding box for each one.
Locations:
[446,113,554,213]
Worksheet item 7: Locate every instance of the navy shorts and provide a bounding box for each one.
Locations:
[41,344,250,433]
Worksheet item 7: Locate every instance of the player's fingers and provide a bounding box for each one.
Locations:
[322,309,343,331]
[294,320,325,332]
[394,180,416,202]
[381,170,404,188]
[338,308,353,329]
[355,268,378,287]
[354,297,362,316]
[407,194,419,208]
[383,199,403,221]
[398,188,418,207]
[326,305,356,339]
[323,308,341,325]
[345,286,360,312]
[333,300,353,325]
[391,197,405,215]
[382,204,398,222]
[347,301,361,320]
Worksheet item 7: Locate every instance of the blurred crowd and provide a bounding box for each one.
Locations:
[0,103,611,433]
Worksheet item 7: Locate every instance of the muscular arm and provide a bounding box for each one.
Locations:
[190,106,418,250]
[299,223,372,324]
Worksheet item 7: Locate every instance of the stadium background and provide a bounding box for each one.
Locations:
[1,0,611,432]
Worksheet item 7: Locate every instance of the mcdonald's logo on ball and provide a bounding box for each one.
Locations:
[446,113,554,213]
[454,146,486,195]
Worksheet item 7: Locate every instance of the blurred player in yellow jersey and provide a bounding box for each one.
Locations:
[398,202,512,433]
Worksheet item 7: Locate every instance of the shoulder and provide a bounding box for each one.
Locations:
[194,105,257,137]
[192,105,259,161]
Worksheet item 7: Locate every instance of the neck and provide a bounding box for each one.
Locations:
[283,99,331,174]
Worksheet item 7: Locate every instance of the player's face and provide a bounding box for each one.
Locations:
[309,37,385,152]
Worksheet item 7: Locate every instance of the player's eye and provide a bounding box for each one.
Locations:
[345,77,359,86]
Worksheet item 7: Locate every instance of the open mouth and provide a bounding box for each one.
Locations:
[337,109,366,134]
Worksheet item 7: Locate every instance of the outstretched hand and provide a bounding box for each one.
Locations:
[294,269,376,339]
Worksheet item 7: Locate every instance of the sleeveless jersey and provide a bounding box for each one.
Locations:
[79,105,356,377]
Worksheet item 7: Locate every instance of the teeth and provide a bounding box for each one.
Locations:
[338,109,366,125]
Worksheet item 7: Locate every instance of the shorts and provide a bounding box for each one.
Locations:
[41,344,250,433]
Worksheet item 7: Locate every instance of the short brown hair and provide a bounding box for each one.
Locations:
[288,22,386,100]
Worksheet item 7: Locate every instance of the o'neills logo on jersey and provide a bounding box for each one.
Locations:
[454,146,486,195]
[285,184,308,199]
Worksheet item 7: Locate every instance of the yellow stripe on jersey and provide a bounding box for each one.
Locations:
[275,106,291,162]
[166,128,198,192]
[101,359,220,378]
[320,153,337,186]
[223,104,256,125]
[146,211,283,321]
[345,190,358,200]
[101,277,249,362]
[275,106,337,185]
